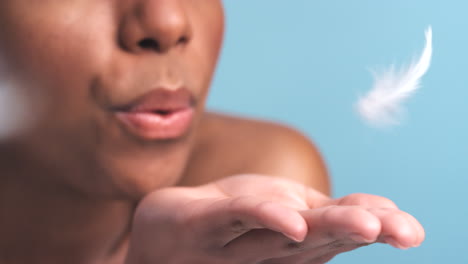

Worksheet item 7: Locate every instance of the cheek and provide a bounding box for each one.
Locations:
[0,2,116,114]
[186,3,225,101]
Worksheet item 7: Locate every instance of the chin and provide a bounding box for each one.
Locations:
[91,149,191,201]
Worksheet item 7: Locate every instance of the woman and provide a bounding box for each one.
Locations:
[0,1,424,263]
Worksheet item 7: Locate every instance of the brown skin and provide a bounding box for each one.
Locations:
[0,0,224,200]
[182,112,330,194]
[0,0,328,263]
[0,113,329,264]
[0,1,423,264]
[0,0,221,263]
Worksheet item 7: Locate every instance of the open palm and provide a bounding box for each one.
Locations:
[125,174,424,264]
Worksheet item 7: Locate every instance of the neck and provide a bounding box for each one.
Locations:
[0,149,135,264]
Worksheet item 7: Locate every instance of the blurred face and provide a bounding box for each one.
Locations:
[0,0,224,199]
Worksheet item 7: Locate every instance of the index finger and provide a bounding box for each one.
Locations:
[187,196,308,246]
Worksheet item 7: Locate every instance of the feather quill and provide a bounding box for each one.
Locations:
[356,26,433,127]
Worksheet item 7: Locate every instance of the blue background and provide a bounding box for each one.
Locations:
[208,1,467,263]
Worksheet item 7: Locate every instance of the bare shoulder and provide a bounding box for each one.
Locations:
[180,112,331,195]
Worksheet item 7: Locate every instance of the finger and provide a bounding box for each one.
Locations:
[367,208,424,249]
[403,211,425,246]
[223,205,380,262]
[301,205,381,245]
[331,194,425,247]
[188,196,308,246]
[391,209,425,247]
[224,230,364,262]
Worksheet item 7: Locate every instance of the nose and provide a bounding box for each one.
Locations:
[119,0,192,54]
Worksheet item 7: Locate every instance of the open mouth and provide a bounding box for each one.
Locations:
[113,88,195,140]
[115,107,194,140]
[134,107,184,116]
[153,110,172,116]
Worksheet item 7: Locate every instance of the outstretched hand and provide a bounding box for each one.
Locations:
[125,174,424,264]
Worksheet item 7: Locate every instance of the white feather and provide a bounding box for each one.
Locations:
[356,26,433,127]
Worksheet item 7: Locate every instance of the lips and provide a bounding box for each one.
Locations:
[114,88,195,140]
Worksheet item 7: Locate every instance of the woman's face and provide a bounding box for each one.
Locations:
[0,0,224,198]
